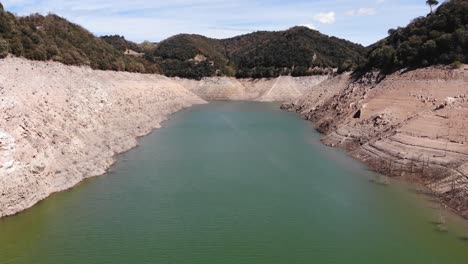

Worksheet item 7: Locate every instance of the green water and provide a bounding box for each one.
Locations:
[0,102,467,264]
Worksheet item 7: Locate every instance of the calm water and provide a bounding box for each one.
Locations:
[0,102,467,264]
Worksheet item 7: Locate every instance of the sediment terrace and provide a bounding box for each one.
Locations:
[172,75,328,101]
[283,65,468,217]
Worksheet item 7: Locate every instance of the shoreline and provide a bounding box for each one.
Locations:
[304,117,468,226]
[1,56,324,218]
[1,56,466,221]
[0,56,322,218]
[0,57,207,218]
[0,104,205,220]
[282,65,468,219]
[0,104,206,218]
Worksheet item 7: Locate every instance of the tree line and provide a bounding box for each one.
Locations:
[1,1,467,79]
[0,9,159,73]
[360,0,467,73]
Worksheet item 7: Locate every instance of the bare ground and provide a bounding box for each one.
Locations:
[283,65,468,218]
[0,57,206,217]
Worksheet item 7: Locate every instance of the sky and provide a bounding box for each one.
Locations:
[1,0,439,46]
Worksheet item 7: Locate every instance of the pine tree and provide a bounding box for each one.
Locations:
[426,0,439,13]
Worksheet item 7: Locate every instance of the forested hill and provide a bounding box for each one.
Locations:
[0,7,159,73]
[0,2,366,78]
[224,27,366,78]
[101,35,143,53]
[151,27,367,79]
[362,0,468,72]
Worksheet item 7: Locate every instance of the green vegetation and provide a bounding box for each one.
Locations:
[150,27,366,79]
[139,41,159,55]
[151,34,229,79]
[0,37,8,58]
[361,0,468,72]
[0,2,364,79]
[1,3,364,79]
[101,35,143,53]
[4,1,464,79]
[0,8,158,73]
[225,27,366,77]
[426,0,439,13]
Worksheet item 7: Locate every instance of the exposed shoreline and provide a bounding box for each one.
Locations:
[0,57,326,217]
[282,65,468,218]
[0,57,207,218]
[1,56,467,219]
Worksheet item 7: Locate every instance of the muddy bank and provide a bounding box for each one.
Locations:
[0,57,206,217]
[283,65,468,217]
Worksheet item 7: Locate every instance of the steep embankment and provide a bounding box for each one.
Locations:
[283,65,468,217]
[172,75,329,101]
[0,57,205,218]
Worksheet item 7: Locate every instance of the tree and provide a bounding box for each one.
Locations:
[426,0,439,13]
[368,45,397,69]
[361,0,468,71]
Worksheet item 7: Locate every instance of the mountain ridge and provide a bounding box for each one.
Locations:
[0,2,366,79]
[1,1,467,79]
[151,26,367,79]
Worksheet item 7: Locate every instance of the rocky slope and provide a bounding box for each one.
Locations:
[0,57,205,218]
[173,75,328,101]
[283,65,468,217]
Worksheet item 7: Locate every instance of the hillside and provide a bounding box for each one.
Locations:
[151,27,367,79]
[362,0,468,72]
[152,34,231,79]
[1,2,367,79]
[3,1,466,79]
[0,8,158,73]
[224,27,366,78]
[101,35,143,53]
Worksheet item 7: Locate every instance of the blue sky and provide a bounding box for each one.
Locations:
[1,0,439,46]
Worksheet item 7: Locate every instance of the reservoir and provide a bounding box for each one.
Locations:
[0,102,467,264]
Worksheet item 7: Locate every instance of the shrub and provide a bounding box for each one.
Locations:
[450,60,463,69]
[0,38,8,58]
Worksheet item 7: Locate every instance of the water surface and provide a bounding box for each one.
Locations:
[0,102,467,264]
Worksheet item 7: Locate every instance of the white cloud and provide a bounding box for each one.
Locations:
[346,8,377,17]
[1,0,316,41]
[0,0,434,46]
[313,12,336,24]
